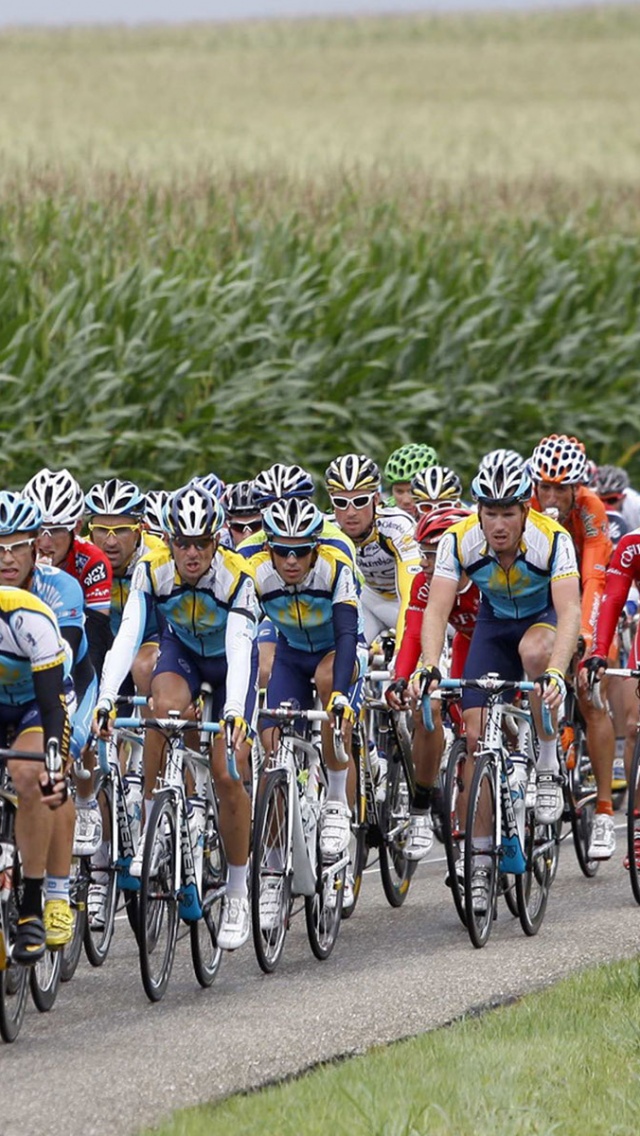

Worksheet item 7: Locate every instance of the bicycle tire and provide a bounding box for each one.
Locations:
[500,873,519,918]
[251,769,292,974]
[627,732,640,905]
[61,858,87,982]
[343,727,369,921]
[30,948,62,1012]
[138,792,179,1003]
[515,765,553,936]
[190,798,226,987]
[83,779,119,967]
[305,826,345,960]
[441,737,467,928]
[566,726,599,879]
[379,741,416,908]
[0,849,29,1043]
[464,751,498,949]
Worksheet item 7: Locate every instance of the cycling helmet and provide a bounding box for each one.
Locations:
[478,448,525,473]
[416,506,470,545]
[188,472,226,500]
[263,499,324,542]
[0,491,42,536]
[224,480,260,518]
[23,467,84,527]
[85,478,146,517]
[594,464,629,498]
[471,451,532,505]
[144,490,170,535]
[253,463,315,506]
[411,465,462,506]
[324,454,381,495]
[528,434,588,486]
[383,443,438,485]
[165,485,224,539]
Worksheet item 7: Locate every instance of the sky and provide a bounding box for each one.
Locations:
[1,0,628,28]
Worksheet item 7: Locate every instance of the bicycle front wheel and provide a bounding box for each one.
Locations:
[61,857,87,982]
[139,792,179,1003]
[251,769,292,974]
[627,732,640,905]
[567,731,599,879]
[441,738,467,928]
[464,751,498,949]
[515,775,554,936]
[190,798,227,987]
[0,851,29,1042]
[379,742,416,908]
[84,779,119,967]
[30,948,62,1012]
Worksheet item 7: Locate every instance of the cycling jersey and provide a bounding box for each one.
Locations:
[239,517,359,573]
[605,509,629,548]
[593,529,640,658]
[0,587,70,704]
[99,544,259,721]
[345,506,420,644]
[108,531,166,638]
[60,536,112,613]
[394,571,480,682]
[249,543,363,696]
[434,509,579,620]
[531,485,612,647]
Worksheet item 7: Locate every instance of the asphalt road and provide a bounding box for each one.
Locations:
[3,815,639,1136]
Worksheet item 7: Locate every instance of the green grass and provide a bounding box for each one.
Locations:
[2,6,640,185]
[144,958,640,1136]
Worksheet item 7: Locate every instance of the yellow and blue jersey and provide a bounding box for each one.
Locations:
[109,531,166,638]
[0,586,70,706]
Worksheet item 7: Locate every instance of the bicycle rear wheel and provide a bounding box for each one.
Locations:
[61,857,87,982]
[627,732,640,905]
[515,776,554,936]
[442,737,467,927]
[190,798,226,987]
[464,751,498,949]
[0,851,29,1043]
[567,733,599,879]
[379,741,416,908]
[30,948,62,1012]
[84,780,120,967]
[139,792,179,1003]
[251,769,292,974]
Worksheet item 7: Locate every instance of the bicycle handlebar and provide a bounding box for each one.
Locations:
[421,677,553,735]
[261,705,348,764]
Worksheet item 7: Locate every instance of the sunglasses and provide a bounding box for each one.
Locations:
[419,544,438,557]
[88,523,140,539]
[171,535,213,551]
[0,537,37,555]
[229,520,262,534]
[601,494,623,506]
[330,493,375,511]
[268,542,316,559]
[39,525,74,538]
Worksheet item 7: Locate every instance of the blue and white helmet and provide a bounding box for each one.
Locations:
[165,485,225,538]
[253,463,315,507]
[472,450,532,505]
[263,499,323,541]
[0,491,42,535]
[188,472,226,501]
[144,490,170,535]
[85,478,146,517]
[23,468,84,527]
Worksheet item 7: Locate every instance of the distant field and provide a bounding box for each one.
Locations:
[1,5,640,193]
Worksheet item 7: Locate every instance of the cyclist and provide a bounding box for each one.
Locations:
[386,506,478,860]
[594,465,630,548]
[94,484,259,951]
[529,434,617,859]
[143,489,170,538]
[587,528,640,865]
[383,443,438,517]
[0,583,72,962]
[410,465,464,518]
[326,453,420,647]
[414,451,581,910]
[23,467,113,675]
[222,481,262,549]
[0,492,96,946]
[249,498,366,889]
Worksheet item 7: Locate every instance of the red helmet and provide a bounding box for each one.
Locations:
[416,506,470,546]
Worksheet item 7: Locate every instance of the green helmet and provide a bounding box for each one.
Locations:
[384,443,438,485]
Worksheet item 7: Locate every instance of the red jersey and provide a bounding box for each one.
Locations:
[395,569,480,682]
[593,529,640,658]
[60,536,112,613]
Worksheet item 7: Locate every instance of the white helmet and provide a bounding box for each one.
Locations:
[472,450,532,504]
[23,467,84,527]
[144,490,170,535]
[85,478,146,517]
[411,465,462,505]
[263,499,323,541]
[165,485,225,538]
[324,454,380,494]
[252,463,315,506]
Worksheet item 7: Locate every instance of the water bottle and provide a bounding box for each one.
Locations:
[123,771,143,849]
[186,797,206,884]
[369,742,388,803]
[506,753,528,847]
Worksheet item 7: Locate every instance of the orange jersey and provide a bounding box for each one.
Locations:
[531,484,612,647]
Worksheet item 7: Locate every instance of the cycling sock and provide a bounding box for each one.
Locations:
[75,795,98,810]
[537,738,559,773]
[596,800,614,816]
[20,876,44,919]
[413,782,433,811]
[226,863,248,898]
[327,769,348,803]
[46,875,70,903]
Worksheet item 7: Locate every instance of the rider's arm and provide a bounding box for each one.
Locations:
[85,609,114,677]
[97,585,149,705]
[332,601,358,695]
[394,573,426,681]
[223,575,259,721]
[33,663,72,762]
[547,574,582,676]
[592,534,640,658]
[421,574,459,668]
[574,491,613,651]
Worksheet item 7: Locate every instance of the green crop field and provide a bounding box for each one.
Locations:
[1,5,640,490]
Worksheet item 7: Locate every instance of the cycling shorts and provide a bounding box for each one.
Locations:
[152,629,258,724]
[0,680,75,747]
[258,617,278,645]
[264,637,367,718]
[462,601,556,710]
